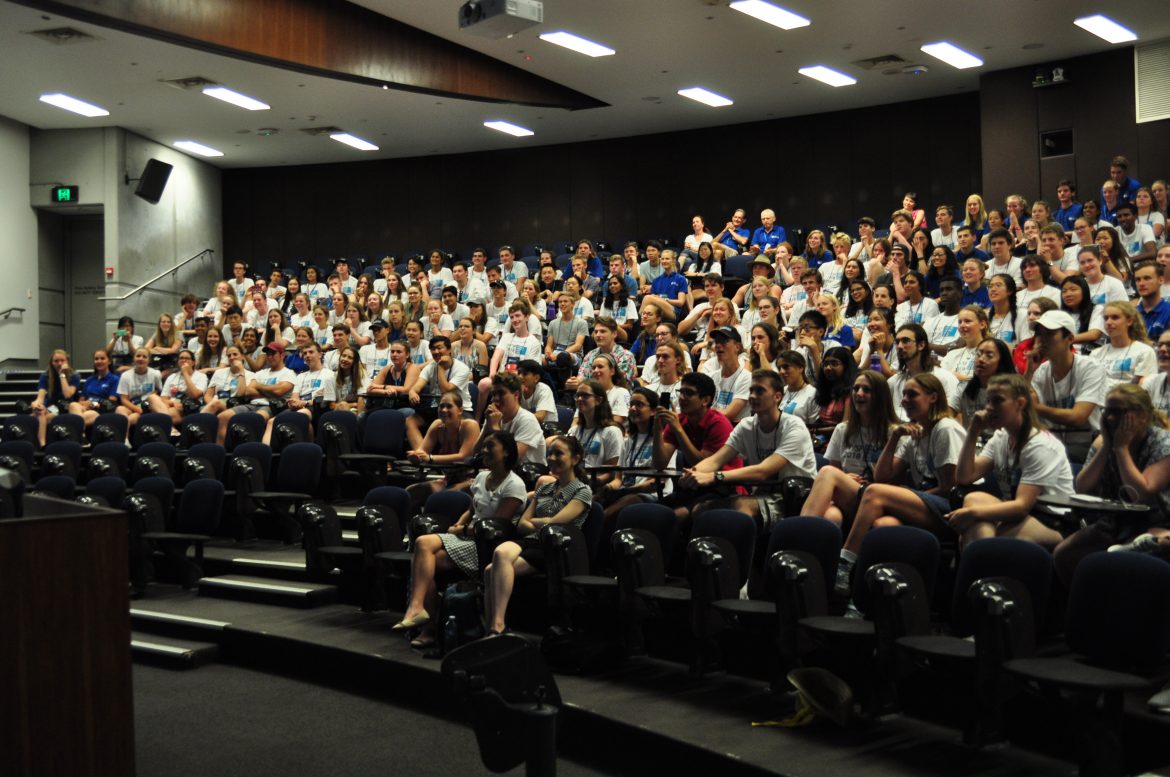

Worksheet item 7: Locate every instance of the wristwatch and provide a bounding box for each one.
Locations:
[715,471,725,483]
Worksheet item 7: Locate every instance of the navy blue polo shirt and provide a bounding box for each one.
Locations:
[751,226,787,253]
[955,247,990,263]
[719,227,750,251]
[650,271,689,302]
[1141,299,1170,341]
[1054,203,1083,232]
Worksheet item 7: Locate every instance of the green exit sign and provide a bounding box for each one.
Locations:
[51,185,79,203]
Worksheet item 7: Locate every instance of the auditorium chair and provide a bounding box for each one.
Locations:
[0,440,35,484]
[176,442,226,486]
[45,413,84,445]
[129,412,172,449]
[30,474,76,500]
[84,475,126,510]
[299,502,362,598]
[1,414,40,446]
[1006,552,1170,776]
[40,440,82,480]
[316,410,359,496]
[84,441,130,481]
[227,441,272,541]
[340,409,406,486]
[89,412,128,446]
[270,410,310,454]
[177,413,218,449]
[143,478,225,589]
[353,486,412,611]
[251,441,323,543]
[224,412,267,451]
[131,442,175,482]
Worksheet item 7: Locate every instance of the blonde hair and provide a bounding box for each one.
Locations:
[1108,384,1170,430]
[815,293,845,331]
[1103,300,1151,345]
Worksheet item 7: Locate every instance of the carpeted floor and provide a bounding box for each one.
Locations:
[133,663,611,777]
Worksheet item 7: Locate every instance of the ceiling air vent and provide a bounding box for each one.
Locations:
[160,76,219,91]
[27,27,97,45]
[1136,40,1170,123]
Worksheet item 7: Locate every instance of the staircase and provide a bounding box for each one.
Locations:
[0,370,93,415]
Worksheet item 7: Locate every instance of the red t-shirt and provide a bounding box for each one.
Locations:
[664,409,742,470]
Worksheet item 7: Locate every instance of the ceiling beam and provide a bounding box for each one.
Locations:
[16,0,607,110]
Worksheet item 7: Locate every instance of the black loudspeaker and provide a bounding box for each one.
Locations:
[134,159,173,204]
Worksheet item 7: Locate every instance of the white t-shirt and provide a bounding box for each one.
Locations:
[895,297,940,329]
[1089,340,1158,390]
[572,297,595,321]
[712,365,752,422]
[1086,275,1128,306]
[941,345,979,380]
[359,343,393,377]
[1144,372,1170,417]
[427,268,454,295]
[978,427,1074,500]
[484,302,511,342]
[250,366,297,405]
[726,414,817,479]
[495,332,543,374]
[289,311,314,329]
[646,378,683,413]
[117,368,162,401]
[421,314,455,340]
[470,470,528,522]
[208,366,254,399]
[416,359,472,411]
[894,417,966,490]
[520,382,557,419]
[571,424,624,469]
[931,227,958,251]
[337,275,357,295]
[1016,286,1061,311]
[889,367,961,421]
[1118,223,1156,257]
[640,351,693,386]
[228,277,251,303]
[988,310,1029,346]
[295,368,337,403]
[501,407,546,466]
[600,300,639,327]
[1031,356,1106,433]
[110,334,144,358]
[925,313,961,349]
[499,262,528,284]
[408,340,432,365]
[986,256,1023,287]
[303,283,330,306]
[1139,211,1166,247]
[825,423,887,477]
[605,385,631,419]
[620,430,673,495]
[780,383,820,428]
[820,261,845,296]
[160,370,208,400]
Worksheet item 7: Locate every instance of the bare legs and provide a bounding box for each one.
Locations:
[956,491,1064,549]
[844,484,942,554]
[801,466,861,526]
[483,540,534,634]
[404,534,457,635]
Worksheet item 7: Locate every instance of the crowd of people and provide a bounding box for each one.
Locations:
[24,154,1170,636]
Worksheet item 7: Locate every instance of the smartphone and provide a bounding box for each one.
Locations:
[115,329,127,337]
[659,392,673,409]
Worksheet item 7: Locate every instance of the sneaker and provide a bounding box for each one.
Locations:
[834,563,852,597]
[1108,533,1161,554]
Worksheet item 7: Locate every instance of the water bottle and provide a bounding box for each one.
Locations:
[443,614,459,650]
[869,352,881,373]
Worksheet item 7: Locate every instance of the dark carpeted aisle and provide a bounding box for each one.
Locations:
[133,663,611,777]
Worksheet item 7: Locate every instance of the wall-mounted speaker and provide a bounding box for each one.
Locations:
[133,159,173,204]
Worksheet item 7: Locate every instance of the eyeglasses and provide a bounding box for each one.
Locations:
[894,337,916,345]
[678,387,699,397]
[628,401,651,410]
[575,393,595,400]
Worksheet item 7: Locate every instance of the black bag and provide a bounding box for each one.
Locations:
[180,396,204,416]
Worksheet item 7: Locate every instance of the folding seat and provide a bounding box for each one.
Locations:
[176,442,225,486]
[1,414,40,446]
[88,412,128,446]
[177,413,218,449]
[0,440,35,483]
[143,479,225,588]
[316,409,358,480]
[299,502,361,590]
[40,441,82,480]
[84,441,130,481]
[131,442,175,482]
[270,410,310,454]
[340,409,406,486]
[224,412,267,451]
[84,475,126,509]
[45,413,84,444]
[125,477,174,595]
[31,474,76,499]
[353,485,412,611]
[129,413,172,449]
[1005,552,1170,776]
[250,442,322,543]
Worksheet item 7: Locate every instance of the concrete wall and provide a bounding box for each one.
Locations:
[0,116,40,369]
[26,126,223,357]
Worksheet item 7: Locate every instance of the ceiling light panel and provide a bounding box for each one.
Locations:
[484,120,534,137]
[329,132,379,151]
[174,140,223,157]
[729,0,810,30]
[202,86,270,111]
[39,92,109,117]
[677,87,733,107]
[798,66,856,87]
[538,31,615,57]
[1073,14,1137,44]
[920,41,983,69]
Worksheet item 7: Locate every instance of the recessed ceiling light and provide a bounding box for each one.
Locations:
[729,0,810,30]
[677,87,733,107]
[202,86,270,111]
[1073,14,1137,44]
[39,92,108,117]
[539,31,615,57]
[920,41,983,69]
[329,132,379,151]
[173,140,223,157]
[484,120,534,137]
[797,66,856,87]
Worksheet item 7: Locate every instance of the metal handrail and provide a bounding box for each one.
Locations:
[98,248,215,301]
[0,307,26,320]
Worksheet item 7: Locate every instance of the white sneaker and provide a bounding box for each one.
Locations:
[834,563,852,596]
[1109,534,1161,554]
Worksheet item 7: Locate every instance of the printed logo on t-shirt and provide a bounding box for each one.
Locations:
[716,389,733,408]
[1108,357,1134,383]
[942,325,958,338]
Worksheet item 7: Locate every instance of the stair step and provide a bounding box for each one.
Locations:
[130,631,220,669]
[198,574,337,608]
[129,607,230,641]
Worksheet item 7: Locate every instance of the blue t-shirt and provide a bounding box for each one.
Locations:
[1054,203,1083,232]
[802,250,833,270]
[955,248,990,263]
[80,372,120,401]
[824,325,856,348]
[1141,299,1170,342]
[751,226,787,253]
[961,285,991,309]
[650,271,689,303]
[719,227,751,251]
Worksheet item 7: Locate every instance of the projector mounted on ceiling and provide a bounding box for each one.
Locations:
[458,0,543,38]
